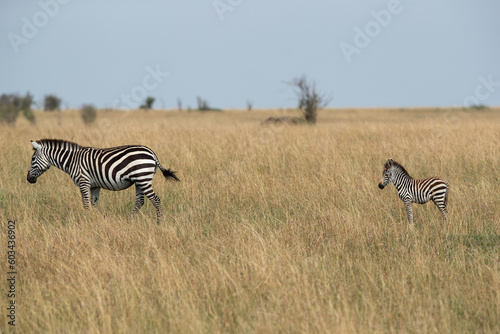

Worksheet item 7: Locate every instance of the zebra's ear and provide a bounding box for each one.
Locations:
[31,140,42,151]
[387,158,393,166]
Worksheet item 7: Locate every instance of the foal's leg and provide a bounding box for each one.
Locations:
[404,201,414,225]
[433,199,448,223]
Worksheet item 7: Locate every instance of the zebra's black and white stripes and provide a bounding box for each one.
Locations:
[378,158,449,224]
[27,139,179,222]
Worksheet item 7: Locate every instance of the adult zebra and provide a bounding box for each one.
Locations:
[378,158,449,225]
[27,139,179,222]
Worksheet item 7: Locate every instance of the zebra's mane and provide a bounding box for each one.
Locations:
[386,160,411,177]
[38,139,84,150]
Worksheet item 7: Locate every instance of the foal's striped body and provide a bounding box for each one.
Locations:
[378,159,449,224]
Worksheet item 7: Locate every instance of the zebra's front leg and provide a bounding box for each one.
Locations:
[130,184,145,217]
[80,184,92,210]
[404,201,413,225]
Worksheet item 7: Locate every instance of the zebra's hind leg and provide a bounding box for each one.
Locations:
[136,183,163,223]
[404,201,414,225]
[90,187,108,218]
[146,191,163,224]
[130,184,145,217]
[91,187,101,207]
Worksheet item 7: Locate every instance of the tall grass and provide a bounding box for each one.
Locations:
[1,108,499,333]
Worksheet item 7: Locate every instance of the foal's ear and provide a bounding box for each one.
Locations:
[387,158,393,166]
[31,140,42,151]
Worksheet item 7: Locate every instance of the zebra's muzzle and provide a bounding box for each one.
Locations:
[27,173,37,184]
[378,182,385,189]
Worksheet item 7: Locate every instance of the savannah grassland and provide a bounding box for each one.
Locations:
[1,107,499,333]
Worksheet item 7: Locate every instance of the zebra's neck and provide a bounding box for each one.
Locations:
[46,144,81,175]
[392,166,412,191]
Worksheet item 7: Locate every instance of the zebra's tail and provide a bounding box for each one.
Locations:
[157,163,180,182]
[444,185,449,207]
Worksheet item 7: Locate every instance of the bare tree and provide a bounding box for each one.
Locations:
[197,96,210,111]
[246,100,253,111]
[289,76,330,124]
[177,98,182,111]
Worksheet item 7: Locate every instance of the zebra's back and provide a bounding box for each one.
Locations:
[83,145,160,191]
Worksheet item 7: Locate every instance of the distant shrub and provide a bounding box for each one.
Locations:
[140,96,155,111]
[246,100,253,111]
[196,96,222,112]
[262,116,303,125]
[44,94,62,111]
[0,95,19,126]
[80,104,97,125]
[19,92,35,124]
[22,107,36,124]
[0,92,35,125]
[469,104,488,110]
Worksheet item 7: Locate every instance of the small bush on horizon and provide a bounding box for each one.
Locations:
[80,104,97,125]
[44,94,62,111]
[140,96,155,111]
[196,96,222,112]
[469,104,488,110]
[0,92,35,125]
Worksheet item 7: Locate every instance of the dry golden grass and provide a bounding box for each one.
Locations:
[1,107,499,333]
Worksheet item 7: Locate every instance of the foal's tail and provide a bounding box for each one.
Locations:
[444,184,449,207]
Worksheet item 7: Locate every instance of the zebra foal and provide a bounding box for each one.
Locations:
[27,139,179,222]
[378,158,449,225]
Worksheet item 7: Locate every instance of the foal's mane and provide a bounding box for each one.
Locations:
[385,160,411,177]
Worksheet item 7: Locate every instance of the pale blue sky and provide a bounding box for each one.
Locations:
[1,0,499,109]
